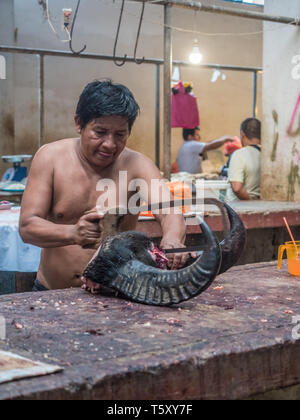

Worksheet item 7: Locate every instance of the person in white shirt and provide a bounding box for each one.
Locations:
[177,127,235,174]
[227,118,261,202]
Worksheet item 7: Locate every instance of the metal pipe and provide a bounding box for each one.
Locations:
[252,71,258,118]
[130,0,300,26]
[155,64,161,169]
[163,4,172,180]
[0,46,262,73]
[0,45,159,65]
[37,54,44,148]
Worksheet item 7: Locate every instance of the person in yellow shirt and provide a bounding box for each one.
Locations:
[227,118,261,202]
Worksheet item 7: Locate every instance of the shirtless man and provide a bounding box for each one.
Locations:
[19,80,189,292]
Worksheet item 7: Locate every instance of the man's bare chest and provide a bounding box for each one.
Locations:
[50,168,134,224]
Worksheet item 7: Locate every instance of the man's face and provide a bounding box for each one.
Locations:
[76,115,130,168]
[194,130,201,141]
[188,130,201,141]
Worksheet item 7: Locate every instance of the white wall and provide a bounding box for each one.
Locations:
[262,0,300,201]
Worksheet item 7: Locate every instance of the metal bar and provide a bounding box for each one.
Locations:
[163,4,172,180]
[190,62,262,73]
[0,45,159,65]
[252,71,258,118]
[164,246,203,254]
[0,46,262,73]
[155,64,161,168]
[130,0,300,26]
[37,54,44,148]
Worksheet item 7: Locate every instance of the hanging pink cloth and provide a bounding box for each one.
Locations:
[171,81,200,129]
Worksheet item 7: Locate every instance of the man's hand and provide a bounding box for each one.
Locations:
[160,238,197,270]
[73,210,104,248]
[223,136,236,142]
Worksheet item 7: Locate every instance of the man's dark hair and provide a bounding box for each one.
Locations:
[76,80,140,132]
[182,127,199,141]
[240,118,261,140]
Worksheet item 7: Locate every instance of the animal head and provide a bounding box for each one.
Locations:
[82,200,246,306]
[83,232,168,286]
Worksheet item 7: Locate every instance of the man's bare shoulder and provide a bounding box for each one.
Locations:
[37,138,78,154]
[122,148,162,178]
[123,148,156,165]
[32,139,78,166]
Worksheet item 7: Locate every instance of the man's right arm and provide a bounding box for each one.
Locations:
[19,145,102,248]
[202,136,235,153]
[230,182,251,200]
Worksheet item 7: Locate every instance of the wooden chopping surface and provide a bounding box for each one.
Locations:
[0,261,299,400]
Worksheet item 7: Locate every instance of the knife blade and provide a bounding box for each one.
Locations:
[163,246,204,254]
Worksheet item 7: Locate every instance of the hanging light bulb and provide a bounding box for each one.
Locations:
[189,39,203,65]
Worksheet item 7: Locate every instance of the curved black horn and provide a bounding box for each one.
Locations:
[204,198,230,235]
[108,218,221,306]
[218,203,247,274]
[202,199,246,274]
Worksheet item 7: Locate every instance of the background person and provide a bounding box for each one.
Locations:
[219,137,242,178]
[177,126,236,174]
[227,118,261,202]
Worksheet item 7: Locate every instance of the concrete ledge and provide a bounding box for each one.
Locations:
[137,201,300,236]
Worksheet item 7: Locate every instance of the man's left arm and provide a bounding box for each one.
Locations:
[133,154,192,270]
